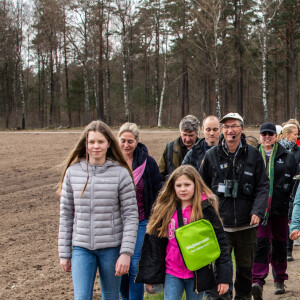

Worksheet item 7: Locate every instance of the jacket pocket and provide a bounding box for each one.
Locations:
[111,214,117,242]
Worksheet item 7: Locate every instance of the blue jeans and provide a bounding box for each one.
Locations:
[164,273,205,300]
[120,219,147,300]
[72,246,121,300]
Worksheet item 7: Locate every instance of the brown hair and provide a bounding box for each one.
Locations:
[57,120,132,195]
[146,165,219,237]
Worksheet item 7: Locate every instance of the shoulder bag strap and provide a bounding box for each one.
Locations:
[176,203,184,228]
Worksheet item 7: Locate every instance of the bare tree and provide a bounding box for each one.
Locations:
[255,0,284,121]
[68,0,94,125]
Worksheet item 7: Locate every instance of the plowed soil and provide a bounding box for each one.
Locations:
[1,129,300,300]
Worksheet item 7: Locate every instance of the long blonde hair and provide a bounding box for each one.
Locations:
[146,165,218,237]
[57,120,132,195]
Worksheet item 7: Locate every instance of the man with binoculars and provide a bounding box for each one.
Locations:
[200,113,269,300]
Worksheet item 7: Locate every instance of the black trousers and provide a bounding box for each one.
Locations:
[225,227,258,300]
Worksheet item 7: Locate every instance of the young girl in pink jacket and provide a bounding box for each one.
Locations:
[136,165,232,300]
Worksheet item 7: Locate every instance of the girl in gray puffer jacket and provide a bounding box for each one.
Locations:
[58,120,138,300]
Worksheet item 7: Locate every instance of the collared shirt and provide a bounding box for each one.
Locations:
[224,141,243,157]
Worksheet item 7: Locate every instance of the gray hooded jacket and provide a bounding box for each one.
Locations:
[58,159,138,259]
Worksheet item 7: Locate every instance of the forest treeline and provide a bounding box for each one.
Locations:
[0,0,299,129]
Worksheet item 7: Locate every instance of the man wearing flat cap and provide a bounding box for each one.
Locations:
[200,113,269,300]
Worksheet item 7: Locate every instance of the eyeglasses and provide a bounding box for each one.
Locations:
[261,132,275,137]
[222,125,241,130]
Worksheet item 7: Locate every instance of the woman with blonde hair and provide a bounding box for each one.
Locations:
[135,165,232,300]
[118,122,162,300]
[279,123,300,262]
[58,120,138,300]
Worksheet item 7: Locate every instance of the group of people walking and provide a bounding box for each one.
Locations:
[57,113,300,300]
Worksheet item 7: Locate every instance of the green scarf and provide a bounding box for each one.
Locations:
[259,142,278,226]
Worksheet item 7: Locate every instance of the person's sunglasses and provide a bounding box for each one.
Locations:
[261,132,275,137]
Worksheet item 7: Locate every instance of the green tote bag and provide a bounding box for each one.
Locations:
[175,205,221,271]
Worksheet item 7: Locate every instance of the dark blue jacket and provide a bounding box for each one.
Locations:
[133,143,163,219]
[182,138,207,172]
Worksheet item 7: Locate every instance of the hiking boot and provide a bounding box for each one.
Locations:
[251,283,263,300]
[287,251,294,261]
[274,282,285,295]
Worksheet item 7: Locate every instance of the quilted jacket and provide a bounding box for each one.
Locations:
[58,159,138,259]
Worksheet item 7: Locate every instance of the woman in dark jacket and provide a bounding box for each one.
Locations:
[279,123,300,262]
[118,122,163,300]
[252,123,296,299]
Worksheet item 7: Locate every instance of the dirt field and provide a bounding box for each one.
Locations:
[1,128,300,300]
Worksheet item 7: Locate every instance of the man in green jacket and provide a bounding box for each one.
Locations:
[158,115,200,181]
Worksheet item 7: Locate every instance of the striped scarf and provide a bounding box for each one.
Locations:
[259,142,278,226]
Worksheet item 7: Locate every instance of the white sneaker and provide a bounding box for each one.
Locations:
[294,238,300,246]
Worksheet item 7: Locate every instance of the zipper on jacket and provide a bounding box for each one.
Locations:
[234,198,237,227]
[91,169,96,249]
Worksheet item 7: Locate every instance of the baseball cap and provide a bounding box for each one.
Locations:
[220,112,244,124]
[260,122,276,134]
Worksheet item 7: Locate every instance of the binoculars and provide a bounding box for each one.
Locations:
[224,180,239,198]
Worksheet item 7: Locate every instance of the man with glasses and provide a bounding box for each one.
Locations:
[182,115,220,171]
[251,122,296,299]
[200,113,269,300]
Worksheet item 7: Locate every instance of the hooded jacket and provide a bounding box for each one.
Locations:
[58,159,138,259]
[132,143,162,218]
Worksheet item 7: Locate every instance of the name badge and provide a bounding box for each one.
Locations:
[218,183,225,193]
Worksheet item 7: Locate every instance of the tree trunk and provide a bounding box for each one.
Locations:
[97,0,104,121]
[18,59,25,129]
[121,26,129,121]
[273,47,278,122]
[285,31,290,120]
[105,14,111,124]
[201,79,206,119]
[262,34,268,121]
[83,10,89,125]
[158,50,167,127]
[291,32,296,118]
[181,2,189,118]
[49,47,55,126]
[128,20,134,122]
[63,6,71,127]
[155,0,160,121]
[144,36,150,125]
[83,59,89,125]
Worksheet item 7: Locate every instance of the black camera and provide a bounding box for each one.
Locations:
[243,183,253,196]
